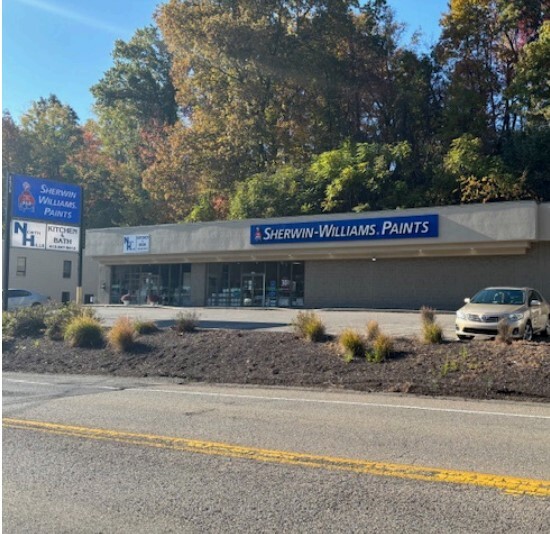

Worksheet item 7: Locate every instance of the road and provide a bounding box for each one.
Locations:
[3,372,550,532]
[91,305,458,339]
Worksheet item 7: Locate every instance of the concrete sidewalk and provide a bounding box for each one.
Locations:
[92,305,457,340]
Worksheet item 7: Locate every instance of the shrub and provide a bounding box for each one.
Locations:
[134,320,159,335]
[107,317,136,352]
[64,316,104,348]
[366,320,380,341]
[2,306,47,338]
[420,306,436,325]
[339,328,365,360]
[174,311,199,333]
[368,333,394,363]
[44,302,88,340]
[292,311,326,342]
[496,319,513,344]
[422,322,443,344]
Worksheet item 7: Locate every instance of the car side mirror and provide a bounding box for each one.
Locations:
[530,299,541,307]
[464,298,471,304]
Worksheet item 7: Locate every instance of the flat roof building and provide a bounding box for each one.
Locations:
[85,201,550,310]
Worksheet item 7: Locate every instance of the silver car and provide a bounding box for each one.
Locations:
[455,287,550,341]
[7,289,50,311]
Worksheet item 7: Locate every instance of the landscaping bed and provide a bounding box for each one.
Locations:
[3,328,550,402]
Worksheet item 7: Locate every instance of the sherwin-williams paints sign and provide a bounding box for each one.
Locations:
[251,214,438,245]
[11,174,82,225]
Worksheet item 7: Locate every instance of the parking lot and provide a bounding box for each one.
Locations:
[92,305,457,340]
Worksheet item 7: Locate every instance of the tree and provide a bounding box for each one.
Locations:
[19,95,83,180]
[2,111,30,177]
[229,166,310,219]
[91,26,178,126]
[443,134,528,202]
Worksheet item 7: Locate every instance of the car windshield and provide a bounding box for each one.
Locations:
[470,289,525,305]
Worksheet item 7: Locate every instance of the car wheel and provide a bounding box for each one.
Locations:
[541,316,550,338]
[523,321,534,341]
[457,335,473,341]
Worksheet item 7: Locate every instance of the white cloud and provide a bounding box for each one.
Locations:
[16,0,128,34]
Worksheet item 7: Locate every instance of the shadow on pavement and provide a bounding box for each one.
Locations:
[155,320,289,331]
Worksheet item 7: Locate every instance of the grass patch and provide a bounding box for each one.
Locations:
[174,311,200,333]
[366,320,380,341]
[107,317,136,352]
[339,328,365,360]
[64,316,104,348]
[134,320,159,335]
[496,319,513,344]
[420,306,443,344]
[367,333,393,363]
[292,311,326,342]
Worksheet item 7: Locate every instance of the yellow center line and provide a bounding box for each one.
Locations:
[4,417,550,498]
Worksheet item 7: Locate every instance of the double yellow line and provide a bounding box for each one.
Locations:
[4,417,550,498]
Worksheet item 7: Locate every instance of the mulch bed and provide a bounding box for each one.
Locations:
[3,329,550,402]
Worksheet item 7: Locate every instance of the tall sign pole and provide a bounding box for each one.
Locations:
[76,189,84,304]
[2,174,13,311]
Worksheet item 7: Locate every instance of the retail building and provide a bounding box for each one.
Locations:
[85,201,550,310]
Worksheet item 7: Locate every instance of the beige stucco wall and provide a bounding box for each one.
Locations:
[86,201,546,263]
[7,247,99,303]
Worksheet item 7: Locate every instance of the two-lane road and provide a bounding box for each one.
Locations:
[3,372,550,532]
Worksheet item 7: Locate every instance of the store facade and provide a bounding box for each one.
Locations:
[86,201,550,310]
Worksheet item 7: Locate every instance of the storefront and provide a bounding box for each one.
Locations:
[86,201,550,310]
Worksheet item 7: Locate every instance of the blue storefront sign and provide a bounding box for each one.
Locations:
[11,174,82,225]
[251,214,438,245]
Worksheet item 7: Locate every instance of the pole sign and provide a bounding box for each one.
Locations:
[11,174,82,225]
[251,214,439,245]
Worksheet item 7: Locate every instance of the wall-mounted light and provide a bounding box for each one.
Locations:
[101,282,107,291]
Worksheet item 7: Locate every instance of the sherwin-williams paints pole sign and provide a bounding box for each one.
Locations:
[251,214,439,245]
[11,174,82,225]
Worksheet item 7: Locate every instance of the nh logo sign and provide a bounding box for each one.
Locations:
[11,220,46,249]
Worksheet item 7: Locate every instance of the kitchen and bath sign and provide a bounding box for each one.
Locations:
[251,214,439,245]
[11,174,82,225]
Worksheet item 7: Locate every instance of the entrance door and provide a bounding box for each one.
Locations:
[241,273,265,307]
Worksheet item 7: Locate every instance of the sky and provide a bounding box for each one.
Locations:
[2,0,450,124]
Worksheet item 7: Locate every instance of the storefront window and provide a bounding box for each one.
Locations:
[206,261,304,308]
[110,263,191,306]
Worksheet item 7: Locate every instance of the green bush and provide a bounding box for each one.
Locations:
[107,317,136,352]
[44,302,90,340]
[2,306,47,338]
[366,320,380,341]
[367,333,394,362]
[64,316,104,348]
[134,320,159,335]
[339,328,365,360]
[292,311,326,342]
[422,322,443,344]
[174,311,199,333]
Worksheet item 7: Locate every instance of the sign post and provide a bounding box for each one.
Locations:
[2,175,13,311]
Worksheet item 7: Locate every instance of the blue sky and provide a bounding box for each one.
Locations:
[2,0,449,123]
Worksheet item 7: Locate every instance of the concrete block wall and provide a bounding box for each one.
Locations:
[305,243,550,310]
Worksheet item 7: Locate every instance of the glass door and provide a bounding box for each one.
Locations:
[241,273,265,307]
